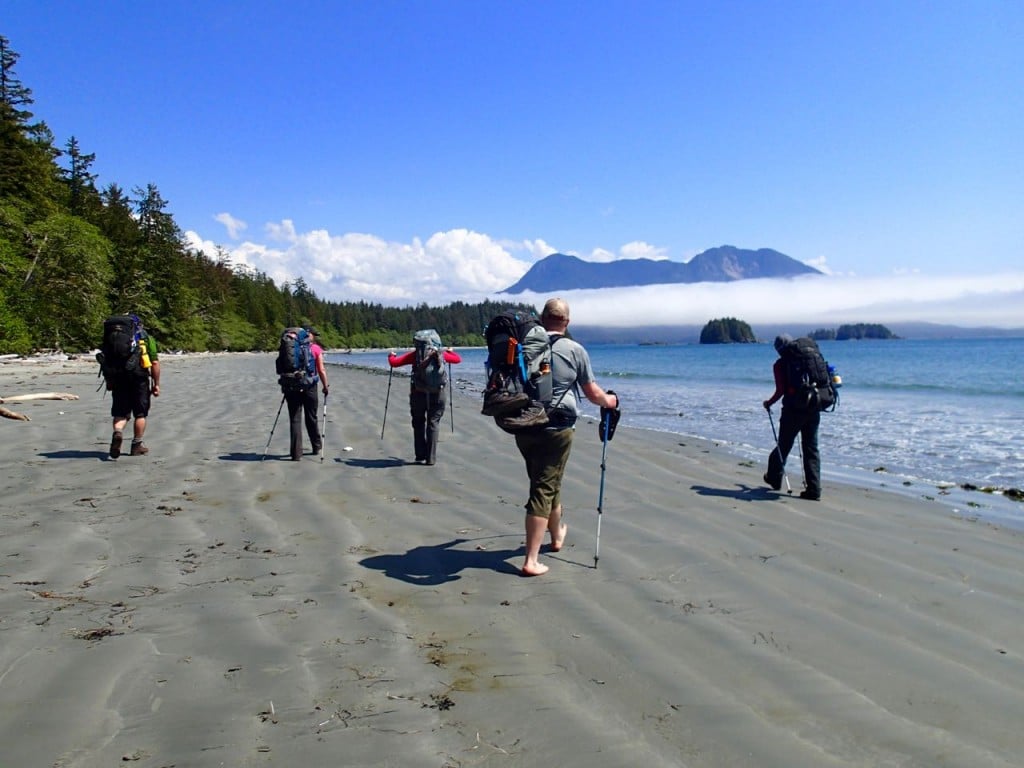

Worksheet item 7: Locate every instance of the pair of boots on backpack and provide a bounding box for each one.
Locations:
[109,431,148,459]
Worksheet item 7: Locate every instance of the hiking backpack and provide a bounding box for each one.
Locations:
[411,329,447,393]
[276,327,317,393]
[97,315,145,386]
[481,310,561,433]
[781,336,837,412]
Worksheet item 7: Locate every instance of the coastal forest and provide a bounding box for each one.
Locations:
[0,36,531,355]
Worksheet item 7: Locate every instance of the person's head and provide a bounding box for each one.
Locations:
[306,327,320,339]
[774,334,793,354]
[540,298,570,331]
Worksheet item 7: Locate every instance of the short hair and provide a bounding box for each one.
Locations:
[541,298,569,323]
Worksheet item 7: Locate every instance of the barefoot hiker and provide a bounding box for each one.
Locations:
[515,299,619,576]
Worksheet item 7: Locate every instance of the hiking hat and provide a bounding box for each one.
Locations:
[774,334,793,353]
[307,327,320,337]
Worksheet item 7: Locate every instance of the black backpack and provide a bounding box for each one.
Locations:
[411,329,447,393]
[781,336,837,412]
[481,310,563,432]
[276,327,317,392]
[97,315,145,385]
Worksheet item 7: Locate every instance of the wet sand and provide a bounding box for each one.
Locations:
[1,353,1022,767]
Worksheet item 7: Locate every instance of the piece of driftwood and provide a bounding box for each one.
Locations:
[0,392,78,421]
[0,392,80,403]
[0,406,30,421]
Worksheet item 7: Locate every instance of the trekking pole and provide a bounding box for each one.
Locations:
[448,362,455,433]
[766,407,792,494]
[381,366,394,439]
[261,395,286,461]
[594,411,611,568]
[321,393,327,464]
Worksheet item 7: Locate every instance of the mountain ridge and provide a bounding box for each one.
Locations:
[502,245,821,294]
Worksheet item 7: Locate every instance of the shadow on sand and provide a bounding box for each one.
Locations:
[690,484,779,502]
[360,536,523,585]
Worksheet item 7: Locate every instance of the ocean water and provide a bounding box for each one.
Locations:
[328,337,1024,525]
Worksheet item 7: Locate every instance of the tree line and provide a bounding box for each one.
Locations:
[0,36,532,355]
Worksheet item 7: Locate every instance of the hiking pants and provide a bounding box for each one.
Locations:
[285,387,321,460]
[409,387,446,464]
[767,406,821,496]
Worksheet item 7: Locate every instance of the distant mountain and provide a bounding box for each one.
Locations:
[501,245,821,293]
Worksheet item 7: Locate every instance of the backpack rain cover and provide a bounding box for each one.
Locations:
[411,329,447,393]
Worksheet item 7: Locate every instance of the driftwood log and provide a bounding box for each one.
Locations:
[0,392,80,421]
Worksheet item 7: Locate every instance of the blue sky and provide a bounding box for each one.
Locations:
[5,1,1023,326]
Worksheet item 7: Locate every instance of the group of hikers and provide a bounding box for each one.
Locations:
[99,299,836,577]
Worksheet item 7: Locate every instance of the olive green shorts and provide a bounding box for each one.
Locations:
[514,426,575,519]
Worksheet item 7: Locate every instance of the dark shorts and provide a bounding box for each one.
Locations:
[110,376,151,419]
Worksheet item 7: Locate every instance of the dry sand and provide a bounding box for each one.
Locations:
[1,353,1022,768]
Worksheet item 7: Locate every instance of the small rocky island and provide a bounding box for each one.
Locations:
[699,317,757,344]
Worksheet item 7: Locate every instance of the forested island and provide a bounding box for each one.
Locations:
[0,36,532,355]
[808,324,898,340]
[699,317,756,344]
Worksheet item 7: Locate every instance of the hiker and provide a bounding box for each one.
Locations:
[387,332,462,465]
[763,333,822,500]
[103,315,160,458]
[283,327,329,460]
[516,298,618,576]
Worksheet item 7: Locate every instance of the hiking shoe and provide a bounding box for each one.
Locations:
[109,431,123,459]
[763,473,781,492]
[130,441,149,456]
[799,490,820,501]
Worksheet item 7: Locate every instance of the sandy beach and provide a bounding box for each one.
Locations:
[1,352,1022,768]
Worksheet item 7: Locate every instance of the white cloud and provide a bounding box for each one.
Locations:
[184,221,1024,328]
[506,273,1024,329]
[187,224,532,303]
[214,212,247,239]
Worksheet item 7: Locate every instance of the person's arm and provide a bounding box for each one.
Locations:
[388,350,415,367]
[442,349,462,364]
[581,381,617,409]
[315,350,329,394]
[150,359,161,397]
[763,359,785,409]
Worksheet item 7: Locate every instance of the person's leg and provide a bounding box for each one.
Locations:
[286,392,303,460]
[767,408,798,487]
[130,379,152,455]
[410,391,428,462]
[109,385,130,458]
[304,387,321,453]
[548,503,567,551]
[424,389,446,465]
[800,411,822,498]
[516,428,574,575]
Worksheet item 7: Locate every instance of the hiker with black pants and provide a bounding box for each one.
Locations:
[101,314,160,459]
[763,334,822,500]
[517,298,619,576]
[388,335,462,465]
[284,328,329,461]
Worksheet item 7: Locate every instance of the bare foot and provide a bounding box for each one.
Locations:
[549,523,568,552]
[520,562,550,577]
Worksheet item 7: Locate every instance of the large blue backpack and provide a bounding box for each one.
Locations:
[276,327,317,393]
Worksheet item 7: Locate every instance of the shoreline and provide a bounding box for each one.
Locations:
[5,350,1020,526]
